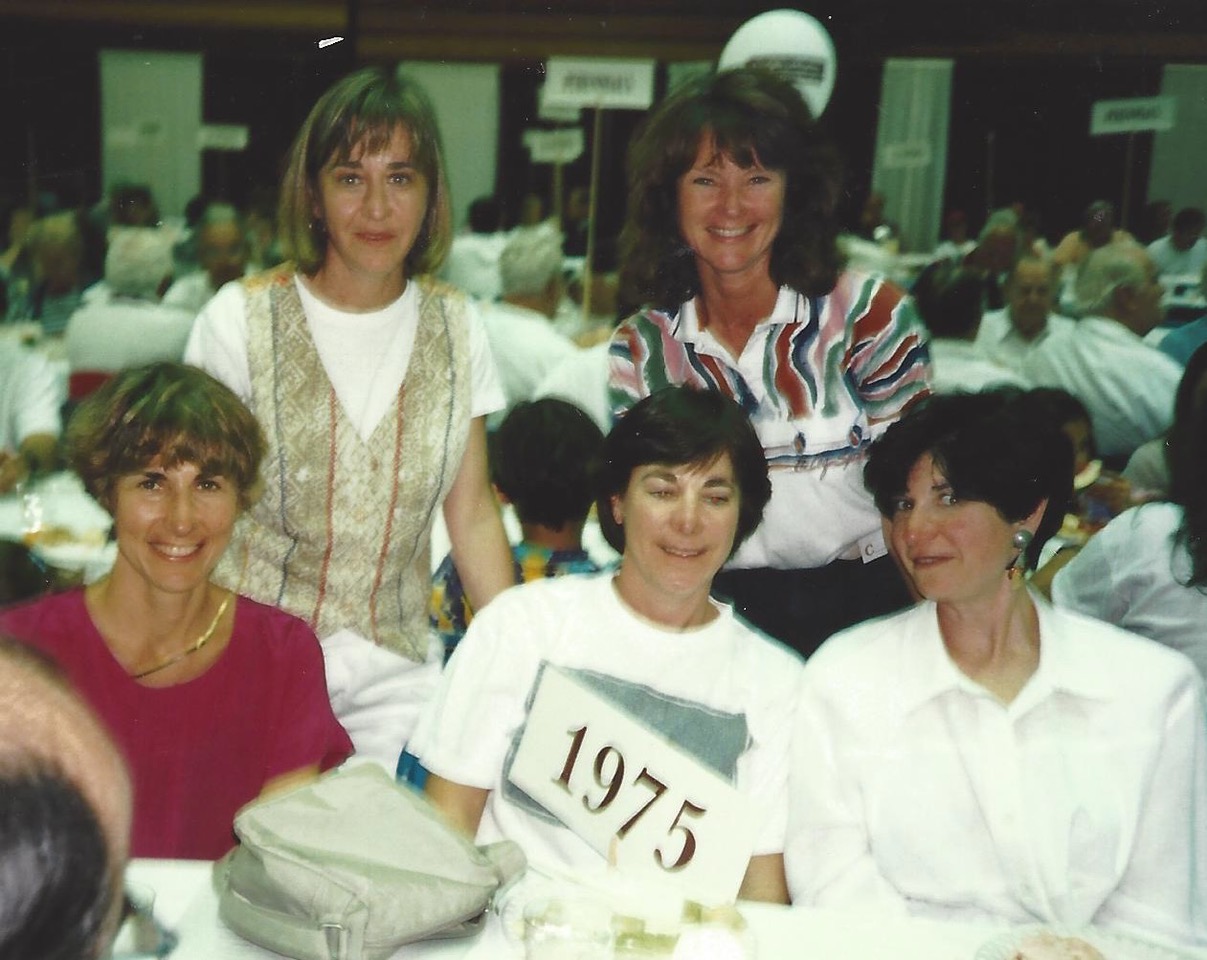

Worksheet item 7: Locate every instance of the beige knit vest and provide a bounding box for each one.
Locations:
[214,265,471,661]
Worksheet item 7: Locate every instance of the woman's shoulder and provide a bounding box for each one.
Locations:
[231,595,323,652]
[0,588,87,637]
[1040,597,1200,689]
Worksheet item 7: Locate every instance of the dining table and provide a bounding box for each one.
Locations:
[122,858,1205,960]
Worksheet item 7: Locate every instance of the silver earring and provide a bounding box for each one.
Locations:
[1012,529,1033,552]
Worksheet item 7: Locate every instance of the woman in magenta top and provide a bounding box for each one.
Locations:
[0,362,352,859]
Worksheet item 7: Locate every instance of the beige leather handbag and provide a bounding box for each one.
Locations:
[214,763,525,960]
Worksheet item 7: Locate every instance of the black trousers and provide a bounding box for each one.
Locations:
[711,554,913,660]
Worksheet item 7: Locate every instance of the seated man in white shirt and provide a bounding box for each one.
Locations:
[1022,245,1182,464]
[63,227,195,377]
[974,255,1075,372]
[1147,206,1207,280]
[909,260,1028,394]
[479,224,579,422]
[0,339,63,492]
[162,203,251,316]
[442,195,508,303]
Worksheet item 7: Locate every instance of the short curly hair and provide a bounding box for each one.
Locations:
[593,386,771,556]
[278,66,452,277]
[619,67,844,311]
[66,362,265,514]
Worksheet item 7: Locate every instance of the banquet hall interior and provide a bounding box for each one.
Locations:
[2,1,1207,957]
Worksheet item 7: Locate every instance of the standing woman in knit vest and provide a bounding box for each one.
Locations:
[186,66,513,768]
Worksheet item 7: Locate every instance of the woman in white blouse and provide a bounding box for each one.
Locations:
[785,390,1207,947]
[1053,342,1207,679]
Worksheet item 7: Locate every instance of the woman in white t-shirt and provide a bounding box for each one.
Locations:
[185,67,513,769]
[413,386,803,903]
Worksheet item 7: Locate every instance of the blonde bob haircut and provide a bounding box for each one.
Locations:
[278,66,453,277]
[66,362,266,514]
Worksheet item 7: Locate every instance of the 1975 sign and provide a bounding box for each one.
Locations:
[508,668,755,905]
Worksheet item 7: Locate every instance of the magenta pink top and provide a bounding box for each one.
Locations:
[0,590,353,859]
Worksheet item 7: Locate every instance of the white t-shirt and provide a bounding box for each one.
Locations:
[411,573,803,879]
[0,340,63,450]
[1147,235,1207,279]
[927,339,1030,394]
[477,300,578,418]
[974,308,1076,373]
[184,274,502,442]
[1052,502,1207,680]
[1019,316,1181,459]
[785,597,1207,945]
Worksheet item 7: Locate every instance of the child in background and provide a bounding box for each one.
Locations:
[430,398,605,662]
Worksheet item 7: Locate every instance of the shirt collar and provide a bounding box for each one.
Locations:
[678,286,799,345]
[898,594,1115,716]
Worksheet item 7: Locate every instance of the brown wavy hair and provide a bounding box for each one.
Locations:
[277,66,452,278]
[619,67,844,311]
[66,363,265,514]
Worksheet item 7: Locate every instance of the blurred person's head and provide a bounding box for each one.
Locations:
[1018,387,1095,476]
[278,66,452,277]
[195,204,250,290]
[910,261,985,341]
[0,637,132,959]
[620,67,842,311]
[104,227,175,301]
[973,208,1020,275]
[1170,206,1205,253]
[1081,200,1116,249]
[466,196,503,235]
[1004,256,1057,341]
[1076,245,1163,334]
[108,182,159,228]
[499,224,564,318]
[26,212,83,295]
[490,398,603,533]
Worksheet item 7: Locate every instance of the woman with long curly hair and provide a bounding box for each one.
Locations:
[608,67,932,655]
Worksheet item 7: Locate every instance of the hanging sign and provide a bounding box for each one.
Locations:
[543,58,656,111]
[523,128,585,165]
[1090,96,1176,135]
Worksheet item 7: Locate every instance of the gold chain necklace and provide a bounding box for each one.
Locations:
[132,590,234,680]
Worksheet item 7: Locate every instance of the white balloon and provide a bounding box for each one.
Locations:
[718,9,837,118]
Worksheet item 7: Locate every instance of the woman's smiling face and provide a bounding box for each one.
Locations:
[611,454,741,625]
[676,136,785,285]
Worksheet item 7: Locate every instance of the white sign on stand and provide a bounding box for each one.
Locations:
[543,58,656,111]
[523,128,585,165]
[508,667,755,906]
[1091,96,1176,135]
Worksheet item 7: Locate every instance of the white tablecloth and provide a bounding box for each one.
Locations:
[125,859,1018,960]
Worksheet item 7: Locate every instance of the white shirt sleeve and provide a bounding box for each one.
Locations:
[1091,670,1207,945]
[1049,524,1127,624]
[12,349,64,443]
[184,282,253,403]
[785,671,912,911]
[465,298,505,420]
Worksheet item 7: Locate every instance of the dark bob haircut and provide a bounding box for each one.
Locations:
[66,362,266,514]
[490,398,604,531]
[594,386,771,555]
[863,390,1073,568]
[278,66,452,277]
[619,67,844,312]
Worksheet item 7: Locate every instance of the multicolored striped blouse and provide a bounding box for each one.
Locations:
[608,274,931,568]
